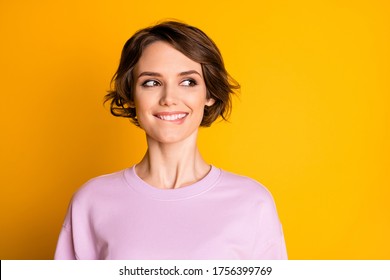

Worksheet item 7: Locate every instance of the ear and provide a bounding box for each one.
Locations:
[205,98,215,107]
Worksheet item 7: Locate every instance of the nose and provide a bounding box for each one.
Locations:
[159,85,177,106]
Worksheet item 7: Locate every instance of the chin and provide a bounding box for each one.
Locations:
[154,135,190,144]
[146,129,199,145]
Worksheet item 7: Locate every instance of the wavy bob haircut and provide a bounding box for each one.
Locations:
[105,20,240,127]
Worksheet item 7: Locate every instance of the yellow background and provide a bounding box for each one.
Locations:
[1,0,389,259]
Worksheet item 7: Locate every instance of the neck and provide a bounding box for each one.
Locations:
[135,132,211,189]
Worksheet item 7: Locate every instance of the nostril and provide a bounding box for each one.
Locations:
[159,96,177,106]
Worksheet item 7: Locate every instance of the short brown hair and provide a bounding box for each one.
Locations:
[104,20,240,127]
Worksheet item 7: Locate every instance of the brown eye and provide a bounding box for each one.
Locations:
[180,79,197,87]
[142,80,160,87]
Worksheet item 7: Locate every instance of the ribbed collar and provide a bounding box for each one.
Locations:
[123,165,221,201]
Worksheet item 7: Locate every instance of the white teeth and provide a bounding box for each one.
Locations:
[157,113,187,121]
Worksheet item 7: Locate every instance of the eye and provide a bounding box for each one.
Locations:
[142,80,161,87]
[180,79,197,87]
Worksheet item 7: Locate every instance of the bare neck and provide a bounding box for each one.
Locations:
[135,134,211,189]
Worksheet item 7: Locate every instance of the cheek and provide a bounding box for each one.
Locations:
[133,100,150,127]
[134,94,152,111]
[186,89,208,109]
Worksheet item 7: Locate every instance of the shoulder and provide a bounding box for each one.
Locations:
[217,167,283,219]
[71,168,129,204]
[220,167,272,198]
[214,168,283,228]
[60,168,131,229]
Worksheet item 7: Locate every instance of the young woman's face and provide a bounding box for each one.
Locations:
[133,41,215,144]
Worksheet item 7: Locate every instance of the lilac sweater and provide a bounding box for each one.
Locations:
[54,166,287,259]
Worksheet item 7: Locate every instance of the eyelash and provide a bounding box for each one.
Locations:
[141,79,197,87]
[142,80,161,87]
[181,79,197,87]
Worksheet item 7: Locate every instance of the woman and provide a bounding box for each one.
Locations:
[54,21,287,259]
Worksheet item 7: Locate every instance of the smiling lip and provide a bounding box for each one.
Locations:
[154,112,189,122]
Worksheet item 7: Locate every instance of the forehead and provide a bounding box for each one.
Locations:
[134,41,202,75]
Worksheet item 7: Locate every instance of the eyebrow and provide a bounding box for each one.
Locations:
[137,70,202,79]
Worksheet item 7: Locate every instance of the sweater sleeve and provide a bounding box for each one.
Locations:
[252,189,288,260]
[54,202,77,260]
[253,227,288,259]
[54,192,98,260]
[54,225,77,260]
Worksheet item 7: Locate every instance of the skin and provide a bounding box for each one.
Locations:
[132,41,215,189]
